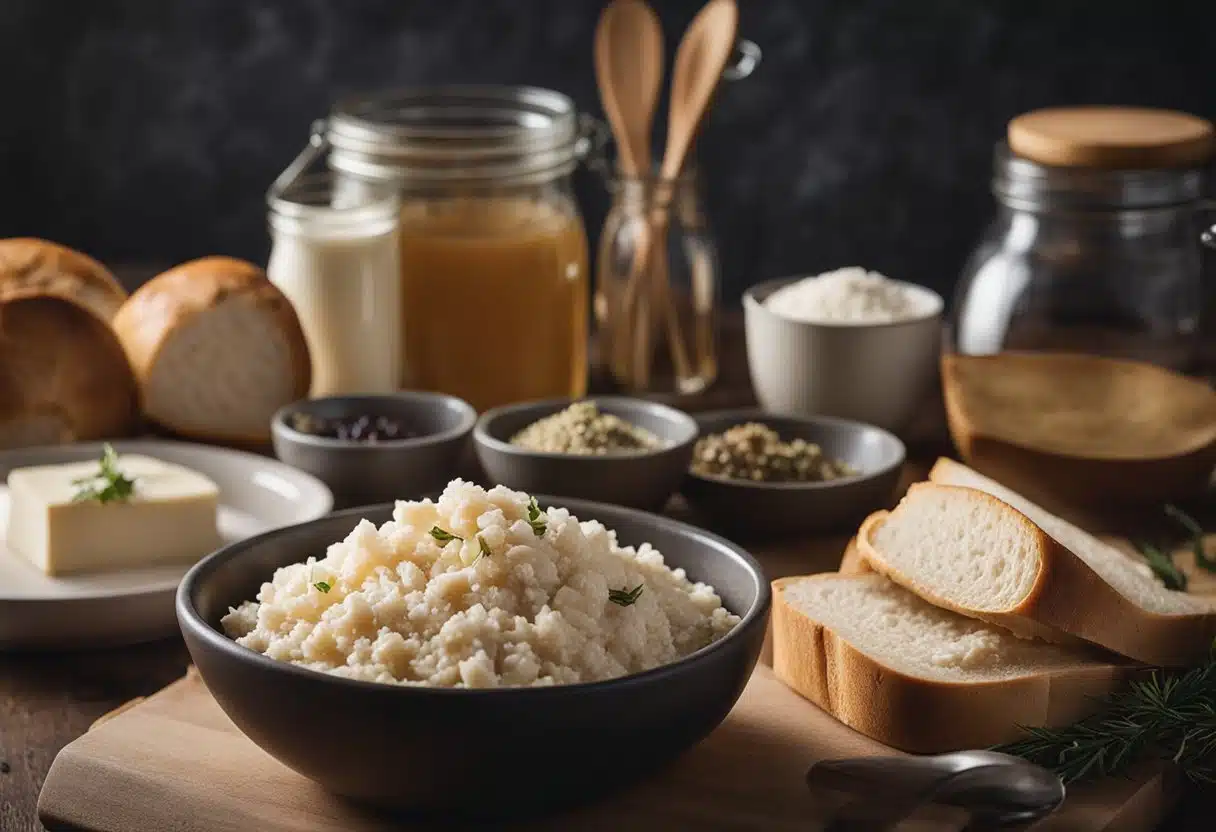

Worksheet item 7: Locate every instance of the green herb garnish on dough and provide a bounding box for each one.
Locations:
[71,444,137,504]
[313,581,332,594]
[998,648,1216,785]
[429,526,463,544]
[474,535,492,564]
[608,584,644,607]
[526,497,547,537]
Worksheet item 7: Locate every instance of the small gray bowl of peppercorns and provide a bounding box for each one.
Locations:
[682,409,906,539]
[473,398,699,511]
[272,393,477,509]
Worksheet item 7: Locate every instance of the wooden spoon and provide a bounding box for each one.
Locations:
[594,0,663,178]
[594,0,664,387]
[626,0,739,389]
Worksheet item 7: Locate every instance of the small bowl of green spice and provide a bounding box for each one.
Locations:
[474,398,698,510]
[683,409,906,539]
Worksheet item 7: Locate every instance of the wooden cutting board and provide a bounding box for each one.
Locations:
[37,662,1177,832]
[35,468,1204,832]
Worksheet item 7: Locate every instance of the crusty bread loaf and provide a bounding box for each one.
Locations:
[113,257,311,444]
[771,573,1129,753]
[0,239,139,448]
[858,482,1216,666]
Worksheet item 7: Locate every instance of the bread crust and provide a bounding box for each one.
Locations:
[837,534,871,576]
[858,483,1216,666]
[0,238,128,319]
[0,240,138,446]
[771,574,1130,753]
[113,256,312,443]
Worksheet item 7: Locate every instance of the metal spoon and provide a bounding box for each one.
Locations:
[807,750,1066,830]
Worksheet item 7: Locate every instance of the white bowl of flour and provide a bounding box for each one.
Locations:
[743,268,943,432]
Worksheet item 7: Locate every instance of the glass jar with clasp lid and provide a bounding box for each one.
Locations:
[950,106,1216,371]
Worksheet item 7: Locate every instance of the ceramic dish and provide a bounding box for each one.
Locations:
[271,392,477,509]
[942,351,1216,506]
[177,496,769,816]
[743,277,942,432]
[0,440,332,650]
[682,409,906,539]
[473,397,698,510]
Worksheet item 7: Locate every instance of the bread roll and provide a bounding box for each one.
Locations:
[113,256,311,444]
[0,239,139,448]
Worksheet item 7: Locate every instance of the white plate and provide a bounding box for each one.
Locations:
[0,440,333,650]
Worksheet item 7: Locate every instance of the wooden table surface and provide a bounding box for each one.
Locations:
[3,309,1215,831]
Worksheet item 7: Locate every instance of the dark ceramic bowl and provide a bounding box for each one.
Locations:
[683,409,906,539]
[271,393,476,509]
[177,497,769,817]
[473,397,698,510]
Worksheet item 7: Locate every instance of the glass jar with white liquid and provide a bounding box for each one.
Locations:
[267,133,401,396]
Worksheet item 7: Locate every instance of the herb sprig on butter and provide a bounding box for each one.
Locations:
[71,444,137,504]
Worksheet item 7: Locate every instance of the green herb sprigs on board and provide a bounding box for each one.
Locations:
[998,646,1216,784]
[1134,504,1216,591]
[608,584,644,607]
[71,444,137,504]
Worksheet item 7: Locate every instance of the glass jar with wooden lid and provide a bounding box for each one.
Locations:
[951,106,1215,370]
[324,87,595,412]
[945,107,1216,506]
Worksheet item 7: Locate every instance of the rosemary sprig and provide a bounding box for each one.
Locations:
[71,444,137,504]
[997,651,1216,785]
[608,584,644,607]
[1136,542,1188,591]
[1164,504,1216,574]
[429,526,463,544]
[526,497,547,537]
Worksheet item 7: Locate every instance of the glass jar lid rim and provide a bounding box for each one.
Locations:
[328,85,579,148]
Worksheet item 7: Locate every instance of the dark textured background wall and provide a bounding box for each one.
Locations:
[1,0,1214,301]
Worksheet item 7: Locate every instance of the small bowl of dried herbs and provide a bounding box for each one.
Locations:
[682,409,905,538]
[473,397,698,510]
[272,392,477,508]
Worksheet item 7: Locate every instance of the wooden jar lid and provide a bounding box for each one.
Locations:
[1008,107,1215,169]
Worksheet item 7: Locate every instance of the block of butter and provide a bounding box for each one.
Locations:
[6,454,222,576]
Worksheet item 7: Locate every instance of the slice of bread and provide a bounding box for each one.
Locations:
[772,573,1129,753]
[114,257,311,444]
[858,481,1216,666]
[0,239,139,448]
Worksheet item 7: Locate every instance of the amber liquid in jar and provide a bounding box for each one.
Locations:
[398,197,589,412]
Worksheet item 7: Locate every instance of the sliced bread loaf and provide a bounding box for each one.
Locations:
[772,573,1129,752]
[113,257,311,444]
[858,482,1216,666]
[0,239,139,448]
